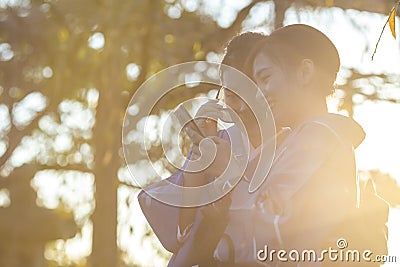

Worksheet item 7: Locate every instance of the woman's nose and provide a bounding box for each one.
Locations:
[256,88,269,101]
[256,90,263,100]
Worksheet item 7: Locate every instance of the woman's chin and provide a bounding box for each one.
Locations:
[271,112,284,129]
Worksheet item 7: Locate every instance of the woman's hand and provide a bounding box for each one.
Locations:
[193,100,222,137]
[186,127,231,178]
[203,136,231,178]
[190,100,234,135]
[184,100,236,178]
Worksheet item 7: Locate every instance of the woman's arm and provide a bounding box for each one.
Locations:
[170,191,232,267]
[138,129,230,254]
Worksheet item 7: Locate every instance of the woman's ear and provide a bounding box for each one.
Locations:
[297,59,315,87]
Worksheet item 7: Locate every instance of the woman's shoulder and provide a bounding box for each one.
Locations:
[294,113,365,149]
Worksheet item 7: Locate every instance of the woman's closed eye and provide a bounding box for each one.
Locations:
[260,74,270,84]
[255,68,272,85]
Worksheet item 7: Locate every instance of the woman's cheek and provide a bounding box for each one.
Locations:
[261,83,271,99]
[226,98,242,113]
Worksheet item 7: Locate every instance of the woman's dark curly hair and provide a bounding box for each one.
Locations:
[221,31,267,75]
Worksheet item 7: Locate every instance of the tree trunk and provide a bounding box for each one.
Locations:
[274,0,293,29]
[295,0,393,15]
[91,93,120,267]
[90,48,124,267]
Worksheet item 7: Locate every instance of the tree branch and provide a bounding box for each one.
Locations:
[36,164,93,173]
[297,0,393,15]
[274,0,294,29]
[0,113,43,169]
[202,0,266,53]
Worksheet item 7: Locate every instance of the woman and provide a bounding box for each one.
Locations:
[249,24,389,267]
[210,24,367,266]
[138,31,271,267]
[141,24,368,266]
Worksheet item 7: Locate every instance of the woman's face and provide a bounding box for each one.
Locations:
[221,68,249,115]
[252,52,302,128]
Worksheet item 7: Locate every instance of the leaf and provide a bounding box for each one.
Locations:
[389,3,398,39]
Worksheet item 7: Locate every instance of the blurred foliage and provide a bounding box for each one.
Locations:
[0,0,399,267]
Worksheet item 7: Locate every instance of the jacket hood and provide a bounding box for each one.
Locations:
[309,113,366,148]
